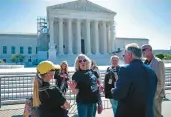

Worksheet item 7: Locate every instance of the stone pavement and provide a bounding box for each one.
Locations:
[69,101,171,117]
[0,101,171,117]
[69,91,171,117]
[95,91,171,117]
[97,101,171,117]
[0,90,171,117]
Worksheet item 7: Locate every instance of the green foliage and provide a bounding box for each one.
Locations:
[163,54,171,60]
[155,54,171,60]
[11,54,25,64]
[155,54,164,60]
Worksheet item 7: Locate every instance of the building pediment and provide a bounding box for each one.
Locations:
[48,0,116,14]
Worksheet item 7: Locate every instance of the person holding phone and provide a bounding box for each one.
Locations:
[104,55,120,116]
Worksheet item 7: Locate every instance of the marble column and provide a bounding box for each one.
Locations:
[58,18,64,55]
[110,21,115,52]
[113,21,116,51]
[67,18,73,54]
[85,20,91,54]
[76,19,81,54]
[102,21,107,54]
[106,23,111,53]
[48,17,57,62]
[94,20,99,54]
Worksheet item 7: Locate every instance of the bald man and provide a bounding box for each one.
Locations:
[141,44,165,117]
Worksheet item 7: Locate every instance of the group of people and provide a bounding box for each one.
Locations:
[30,43,165,117]
[111,43,165,117]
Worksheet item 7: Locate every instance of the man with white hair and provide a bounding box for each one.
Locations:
[111,43,157,117]
[141,44,165,117]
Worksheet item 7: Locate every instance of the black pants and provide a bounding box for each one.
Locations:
[93,93,102,117]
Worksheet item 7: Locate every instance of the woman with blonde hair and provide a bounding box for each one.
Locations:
[91,60,100,78]
[68,54,101,117]
[54,61,69,94]
[33,60,69,117]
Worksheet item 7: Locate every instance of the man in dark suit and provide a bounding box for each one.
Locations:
[111,43,157,117]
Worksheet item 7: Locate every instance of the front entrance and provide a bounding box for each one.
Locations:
[81,39,85,54]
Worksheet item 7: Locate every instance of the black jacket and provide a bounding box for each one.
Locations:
[54,70,69,93]
[38,82,68,117]
[104,66,120,99]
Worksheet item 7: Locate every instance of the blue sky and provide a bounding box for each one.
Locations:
[0,0,170,49]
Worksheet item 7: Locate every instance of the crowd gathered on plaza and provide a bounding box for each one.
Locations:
[24,43,165,117]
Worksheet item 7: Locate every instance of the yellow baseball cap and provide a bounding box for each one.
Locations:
[37,61,56,74]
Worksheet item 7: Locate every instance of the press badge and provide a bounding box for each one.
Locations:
[108,78,112,84]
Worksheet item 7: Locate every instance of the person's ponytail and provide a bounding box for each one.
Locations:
[33,73,42,107]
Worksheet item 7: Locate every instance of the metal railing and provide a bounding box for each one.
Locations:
[0,67,171,116]
[0,71,109,105]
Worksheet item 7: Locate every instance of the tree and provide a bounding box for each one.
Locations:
[155,54,164,60]
[11,54,25,64]
[164,54,171,60]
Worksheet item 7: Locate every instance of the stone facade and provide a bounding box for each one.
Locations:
[115,38,149,51]
[47,0,116,61]
[0,34,37,63]
[0,0,150,65]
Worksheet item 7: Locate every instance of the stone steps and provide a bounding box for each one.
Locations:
[54,54,113,66]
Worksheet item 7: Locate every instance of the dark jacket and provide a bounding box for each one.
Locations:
[111,59,157,117]
[104,66,120,99]
[54,70,69,93]
[38,82,68,117]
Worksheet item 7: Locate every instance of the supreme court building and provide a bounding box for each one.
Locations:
[47,0,116,60]
[0,0,149,65]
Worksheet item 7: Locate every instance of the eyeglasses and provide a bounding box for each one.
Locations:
[142,48,148,51]
[79,59,87,63]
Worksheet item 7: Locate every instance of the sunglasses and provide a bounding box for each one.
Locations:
[79,59,87,63]
[142,48,148,51]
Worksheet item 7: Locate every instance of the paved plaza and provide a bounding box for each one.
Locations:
[70,91,171,117]
[96,100,171,117]
[0,90,170,117]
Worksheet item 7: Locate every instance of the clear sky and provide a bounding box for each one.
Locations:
[0,0,171,49]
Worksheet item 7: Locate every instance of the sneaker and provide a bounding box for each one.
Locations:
[97,105,103,114]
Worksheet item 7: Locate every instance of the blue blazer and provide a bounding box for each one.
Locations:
[111,59,157,117]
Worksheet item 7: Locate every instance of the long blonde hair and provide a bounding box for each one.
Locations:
[91,60,97,67]
[74,54,91,71]
[60,61,69,73]
[32,73,43,107]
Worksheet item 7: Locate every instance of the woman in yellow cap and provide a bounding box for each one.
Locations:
[33,60,69,117]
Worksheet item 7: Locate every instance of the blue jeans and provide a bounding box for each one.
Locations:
[77,103,95,117]
[110,99,118,115]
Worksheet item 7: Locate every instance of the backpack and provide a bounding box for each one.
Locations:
[23,97,39,117]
